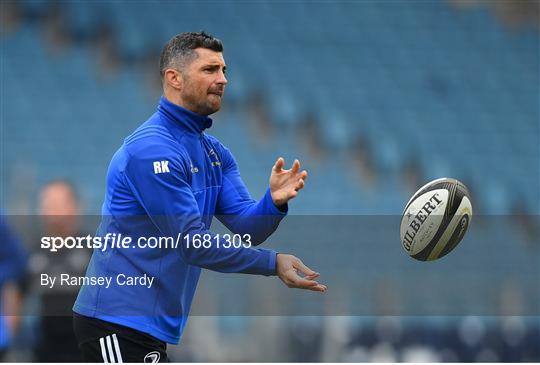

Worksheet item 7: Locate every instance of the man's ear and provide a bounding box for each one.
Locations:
[164,69,183,90]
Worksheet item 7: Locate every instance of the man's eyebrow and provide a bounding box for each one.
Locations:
[201,63,226,69]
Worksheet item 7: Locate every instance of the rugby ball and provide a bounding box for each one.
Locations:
[400,178,472,261]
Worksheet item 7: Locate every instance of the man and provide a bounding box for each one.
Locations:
[0,211,28,361]
[73,32,326,362]
[31,181,88,361]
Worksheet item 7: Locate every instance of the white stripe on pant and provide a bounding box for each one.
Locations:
[99,337,108,363]
[112,334,123,363]
[99,335,123,363]
[106,335,115,363]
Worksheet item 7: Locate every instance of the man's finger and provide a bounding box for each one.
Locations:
[289,276,326,292]
[300,170,308,180]
[306,284,327,292]
[273,157,285,173]
[294,259,319,278]
[292,277,320,289]
[295,179,305,191]
[304,272,320,280]
[291,159,300,174]
[286,269,319,288]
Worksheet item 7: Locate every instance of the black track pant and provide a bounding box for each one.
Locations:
[73,313,168,363]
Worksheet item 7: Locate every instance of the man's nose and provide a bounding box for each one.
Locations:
[217,70,227,85]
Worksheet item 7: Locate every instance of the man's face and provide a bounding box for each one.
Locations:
[179,48,228,116]
[39,183,79,235]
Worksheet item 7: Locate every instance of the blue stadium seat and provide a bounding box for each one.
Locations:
[2,2,538,221]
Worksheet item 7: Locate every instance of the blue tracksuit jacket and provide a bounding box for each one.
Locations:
[0,212,28,350]
[73,96,286,344]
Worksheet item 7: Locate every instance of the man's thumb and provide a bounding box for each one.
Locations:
[295,259,319,278]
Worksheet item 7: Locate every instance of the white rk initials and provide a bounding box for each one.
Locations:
[153,160,170,174]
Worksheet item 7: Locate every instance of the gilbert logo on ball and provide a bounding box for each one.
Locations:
[400,178,472,261]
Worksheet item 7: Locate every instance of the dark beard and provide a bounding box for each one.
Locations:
[180,90,218,116]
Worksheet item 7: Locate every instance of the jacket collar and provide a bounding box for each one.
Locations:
[158,96,213,134]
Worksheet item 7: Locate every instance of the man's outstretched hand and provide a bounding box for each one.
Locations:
[276,254,327,293]
[270,157,308,207]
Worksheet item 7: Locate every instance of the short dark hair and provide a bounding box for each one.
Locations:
[159,31,223,77]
